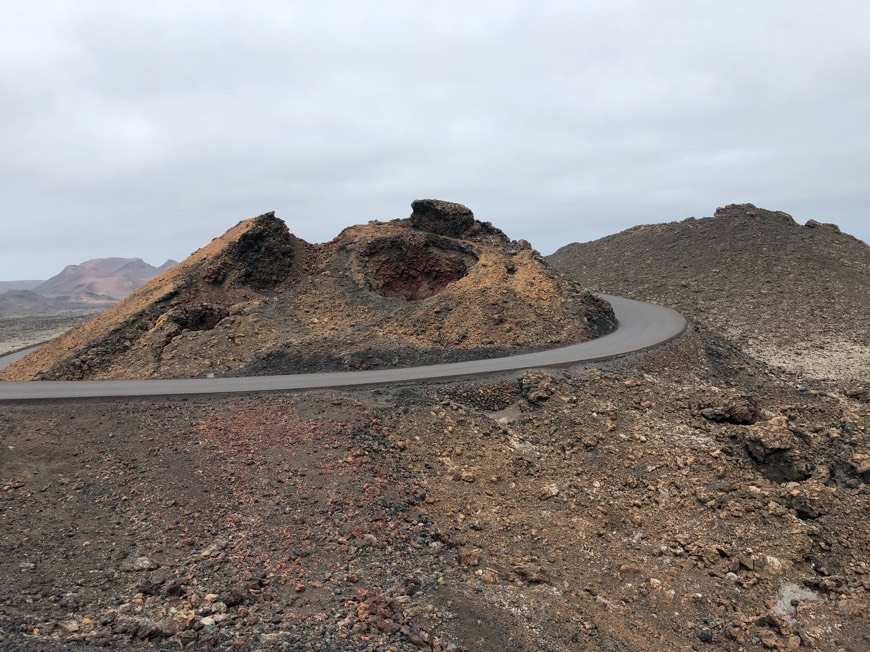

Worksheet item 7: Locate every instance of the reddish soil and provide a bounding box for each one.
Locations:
[361,236,478,301]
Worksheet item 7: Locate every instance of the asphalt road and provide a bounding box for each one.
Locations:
[0,295,685,401]
[0,347,34,368]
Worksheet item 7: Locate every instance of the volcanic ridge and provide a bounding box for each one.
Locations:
[549,203,870,382]
[1,200,615,381]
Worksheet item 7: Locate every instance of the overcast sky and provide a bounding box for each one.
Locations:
[1,1,868,279]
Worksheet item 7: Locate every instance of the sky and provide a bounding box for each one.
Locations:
[1,1,868,280]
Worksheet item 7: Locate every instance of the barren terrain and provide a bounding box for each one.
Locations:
[0,312,100,356]
[1,325,867,651]
[0,202,867,651]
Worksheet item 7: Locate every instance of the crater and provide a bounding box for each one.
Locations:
[360,237,478,300]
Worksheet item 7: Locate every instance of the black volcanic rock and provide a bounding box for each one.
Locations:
[409,199,477,238]
[199,212,311,290]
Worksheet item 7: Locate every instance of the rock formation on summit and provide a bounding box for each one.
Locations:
[408,199,476,238]
[549,203,870,381]
[2,200,615,380]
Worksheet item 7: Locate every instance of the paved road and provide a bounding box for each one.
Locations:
[0,347,35,368]
[0,295,685,401]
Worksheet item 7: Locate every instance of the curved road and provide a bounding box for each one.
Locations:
[0,295,685,401]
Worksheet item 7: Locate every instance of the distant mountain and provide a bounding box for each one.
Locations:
[0,280,44,291]
[0,290,56,313]
[0,258,177,317]
[32,257,178,303]
[0,290,83,317]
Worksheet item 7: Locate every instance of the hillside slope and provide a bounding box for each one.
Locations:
[549,204,870,381]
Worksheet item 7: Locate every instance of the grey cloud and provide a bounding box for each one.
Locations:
[1,1,867,278]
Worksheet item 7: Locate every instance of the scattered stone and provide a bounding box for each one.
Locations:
[699,395,758,424]
[477,568,501,584]
[760,628,780,648]
[457,547,481,567]
[123,556,158,572]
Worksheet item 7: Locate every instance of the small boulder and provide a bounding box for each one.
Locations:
[699,394,758,424]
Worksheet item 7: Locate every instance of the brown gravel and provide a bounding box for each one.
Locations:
[0,393,465,651]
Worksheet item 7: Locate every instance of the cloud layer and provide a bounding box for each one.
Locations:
[2,1,868,278]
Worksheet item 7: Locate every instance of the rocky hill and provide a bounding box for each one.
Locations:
[1,203,867,652]
[549,204,870,381]
[1,200,614,381]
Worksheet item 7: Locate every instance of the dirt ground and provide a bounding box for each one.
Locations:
[1,325,867,651]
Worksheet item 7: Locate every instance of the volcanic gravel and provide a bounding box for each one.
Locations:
[1,325,867,651]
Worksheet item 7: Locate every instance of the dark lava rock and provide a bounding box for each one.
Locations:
[409,199,476,239]
[699,399,758,425]
[713,203,796,225]
[201,211,307,290]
